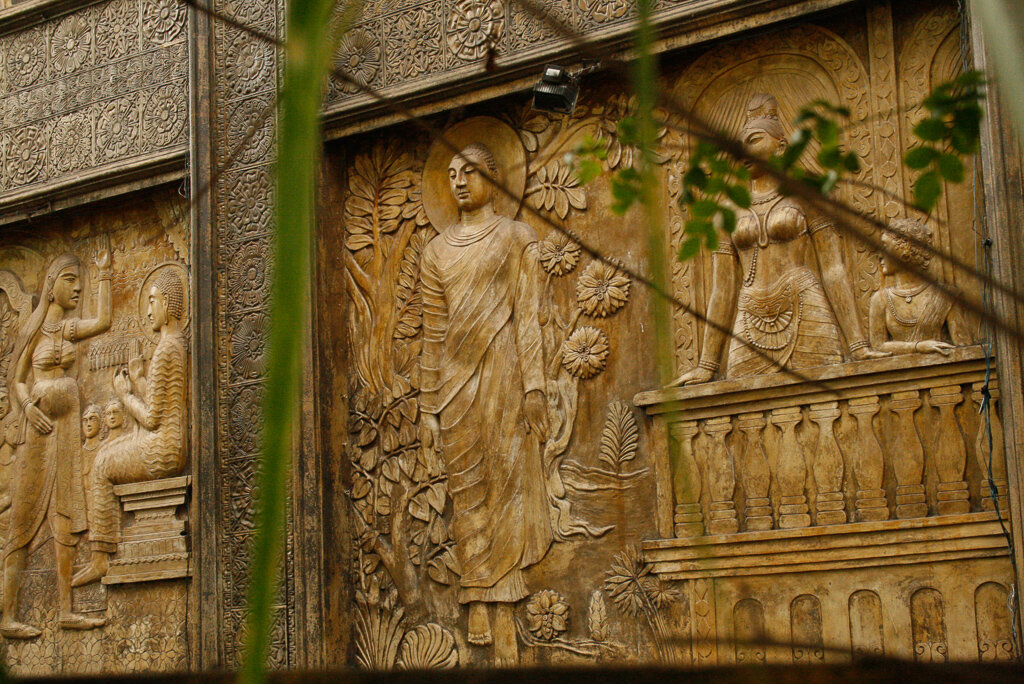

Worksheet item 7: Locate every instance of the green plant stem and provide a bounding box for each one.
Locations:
[239,0,340,681]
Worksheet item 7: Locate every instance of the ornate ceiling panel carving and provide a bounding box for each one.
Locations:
[0,0,188,202]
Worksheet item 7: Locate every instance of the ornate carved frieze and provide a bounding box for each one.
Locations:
[0,0,188,206]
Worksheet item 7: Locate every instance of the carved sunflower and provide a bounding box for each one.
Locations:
[537,234,581,276]
[561,326,609,379]
[525,589,569,642]
[576,261,630,318]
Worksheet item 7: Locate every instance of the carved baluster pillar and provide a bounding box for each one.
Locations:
[972,380,1009,513]
[671,421,704,538]
[736,412,772,531]
[848,396,888,521]
[929,385,970,515]
[809,401,847,525]
[889,390,928,519]
[703,416,738,535]
[769,406,809,529]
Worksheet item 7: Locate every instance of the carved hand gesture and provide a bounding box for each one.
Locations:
[25,403,53,435]
[128,356,145,385]
[94,248,111,272]
[667,365,715,387]
[916,340,955,355]
[419,413,443,477]
[524,389,548,441]
[113,368,131,398]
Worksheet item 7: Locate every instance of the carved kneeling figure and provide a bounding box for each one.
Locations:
[73,269,188,587]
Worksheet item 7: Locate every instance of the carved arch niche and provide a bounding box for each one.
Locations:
[669,24,888,371]
[896,3,981,336]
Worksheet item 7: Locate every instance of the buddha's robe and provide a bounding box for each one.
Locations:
[419,215,552,604]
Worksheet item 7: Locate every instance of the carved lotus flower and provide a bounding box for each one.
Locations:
[334,28,381,93]
[537,234,581,276]
[576,261,630,318]
[525,589,569,642]
[561,326,609,379]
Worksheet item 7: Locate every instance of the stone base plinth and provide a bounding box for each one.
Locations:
[103,475,191,585]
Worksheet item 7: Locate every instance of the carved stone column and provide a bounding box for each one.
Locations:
[769,407,809,529]
[929,385,970,515]
[671,421,704,538]
[703,416,738,535]
[809,402,847,525]
[889,390,928,519]
[973,379,1009,513]
[848,396,889,522]
[735,412,772,532]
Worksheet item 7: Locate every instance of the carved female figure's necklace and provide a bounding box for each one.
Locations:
[885,289,921,326]
[743,190,783,287]
[889,282,928,303]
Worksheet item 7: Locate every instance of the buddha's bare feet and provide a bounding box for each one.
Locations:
[59,613,105,630]
[467,602,492,645]
[0,621,42,639]
[493,604,518,665]
[72,556,108,587]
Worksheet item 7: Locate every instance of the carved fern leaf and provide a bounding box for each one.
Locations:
[394,231,429,340]
[598,400,639,470]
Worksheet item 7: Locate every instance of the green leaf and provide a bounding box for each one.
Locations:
[720,207,737,233]
[913,117,946,142]
[780,129,810,169]
[690,199,719,219]
[678,237,701,261]
[684,166,708,190]
[904,145,938,169]
[937,153,965,183]
[576,158,602,184]
[820,169,839,194]
[843,152,861,173]
[817,146,843,169]
[708,157,732,175]
[913,170,942,211]
[725,184,751,208]
[816,119,840,147]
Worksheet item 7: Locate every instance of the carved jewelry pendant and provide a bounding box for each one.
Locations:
[886,289,920,326]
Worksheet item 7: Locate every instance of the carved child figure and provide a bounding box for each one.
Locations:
[868,218,971,354]
[73,269,188,587]
[81,404,103,525]
[103,398,126,442]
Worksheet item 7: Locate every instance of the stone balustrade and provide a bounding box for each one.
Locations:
[634,346,1008,540]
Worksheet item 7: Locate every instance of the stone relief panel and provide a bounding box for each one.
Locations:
[0,0,188,202]
[0,187,190,674]
[323,92,681,666]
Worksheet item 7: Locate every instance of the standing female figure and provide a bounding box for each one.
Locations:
[671,93,885,386]
[1,251,111,638]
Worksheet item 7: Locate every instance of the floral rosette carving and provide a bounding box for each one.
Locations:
[447,0,505,62]
[96,99,141,161]
[333,28,382,94]
[576,261,630,318]
[144,82,188,149]
[576,0,631,25]
[230,312,269,380]
[6,126,46,186]
[561,326,609,379]
[526,589,570,642]
[538,234,581,277]
[386,7,442,82]
[49,112,92,175]
[51,16,92,74]
[142,0,188,45]
[7,29,46,89]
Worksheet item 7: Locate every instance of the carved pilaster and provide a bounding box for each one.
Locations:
[703,416,738,535]
[809,401,846,525]
[769,406,809,529]
[848,396,888,521]
[670,421,703,538]
[735,412,772,532]
[929,385,970,515]
[889,390,928,519]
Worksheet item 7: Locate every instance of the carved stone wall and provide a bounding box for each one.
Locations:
[0,187,191,675]
[0,0,188,204]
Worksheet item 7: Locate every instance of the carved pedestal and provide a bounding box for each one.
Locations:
[103,476,191,585]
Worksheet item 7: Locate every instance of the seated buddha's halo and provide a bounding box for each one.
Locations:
[422,116,527,232]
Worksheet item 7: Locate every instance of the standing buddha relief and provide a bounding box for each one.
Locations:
[671,93,888,387]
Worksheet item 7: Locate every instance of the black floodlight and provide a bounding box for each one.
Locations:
[532,64,579,115]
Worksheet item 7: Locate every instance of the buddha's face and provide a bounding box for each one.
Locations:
[83,412,101,439]
[52,267,81,311]
[448,151,492,212]
[105,403,124,430]
[147,286,168,332]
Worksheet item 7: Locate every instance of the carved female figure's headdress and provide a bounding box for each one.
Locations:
[740,93,785,141]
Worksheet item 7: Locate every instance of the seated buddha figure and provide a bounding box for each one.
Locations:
[868,217,971,354]
[671,93,886,386]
